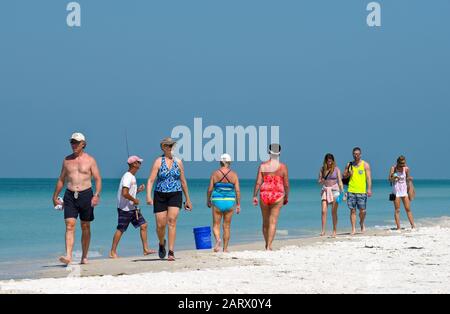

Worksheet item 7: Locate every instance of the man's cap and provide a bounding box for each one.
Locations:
[128,156,144,164]
[71,133,86,142]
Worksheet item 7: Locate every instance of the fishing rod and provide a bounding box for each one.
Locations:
[125,129,141,220]
[125,129,130,158]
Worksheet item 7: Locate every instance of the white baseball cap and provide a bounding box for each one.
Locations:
[220,153,232,162]
[71,133,86,142]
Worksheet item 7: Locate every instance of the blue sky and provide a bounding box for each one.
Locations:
[0,0,449,179]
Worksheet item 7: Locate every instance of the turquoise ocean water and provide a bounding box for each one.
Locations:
[0,179,449,279]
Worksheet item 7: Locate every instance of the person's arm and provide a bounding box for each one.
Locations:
[178,159,192,211]
[91,158,102,207]
[122,187,139,205]
[122,174,138,205]
[146,158,161,205]
[253,165,263,206]
[388,166,395,182]
[365,162,372,197]
[137,184,145,194]
[52,161,67,206]
[318,168,324,185]
[406,167,413,182]
[207,173,215,208]
[283,164,290,205]
[234,172,241,214]
[343,162,352,178]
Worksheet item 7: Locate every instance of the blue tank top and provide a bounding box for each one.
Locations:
[155,157,182,193]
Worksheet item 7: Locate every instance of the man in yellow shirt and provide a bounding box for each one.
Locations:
[343,147,372,235]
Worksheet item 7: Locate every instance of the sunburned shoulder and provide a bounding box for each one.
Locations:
[278,162,288,172]
[154,156,163,165]
[64,153,96,163]
[64,154,76,161]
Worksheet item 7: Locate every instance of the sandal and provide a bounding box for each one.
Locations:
[158,240,167,259]
[168,250,175,261]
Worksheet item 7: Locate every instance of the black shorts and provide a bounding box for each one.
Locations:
[117,208,147,233]
[63,188,95,222]
[154,191,183,213]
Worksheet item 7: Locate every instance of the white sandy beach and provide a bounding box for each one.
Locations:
[1,217,449,294]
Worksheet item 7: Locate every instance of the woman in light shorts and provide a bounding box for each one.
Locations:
[319,153,344,238]
[389,156,415,230]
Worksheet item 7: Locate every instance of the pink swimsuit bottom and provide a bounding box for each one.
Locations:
[260,175,285,205]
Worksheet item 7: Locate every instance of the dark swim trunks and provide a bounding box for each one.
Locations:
[63,188,95,221]
[117,208,146,233]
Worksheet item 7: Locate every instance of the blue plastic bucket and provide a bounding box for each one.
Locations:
[193,226,212,250]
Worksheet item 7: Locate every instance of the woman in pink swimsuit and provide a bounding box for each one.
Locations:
[253,144,290,250]
[389,156,416,230]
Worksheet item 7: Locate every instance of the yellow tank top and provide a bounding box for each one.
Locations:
[348,161,367,194]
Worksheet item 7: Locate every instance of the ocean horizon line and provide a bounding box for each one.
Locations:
[1,177,450,181]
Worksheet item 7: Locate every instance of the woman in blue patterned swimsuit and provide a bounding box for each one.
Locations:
[146,137,193,261]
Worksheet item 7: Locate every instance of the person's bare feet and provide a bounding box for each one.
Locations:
[331,231,337,238]
[214,239,222,253]
[80,258,89,265]
[350,229,356,236]
[109,251,119,259]
[320,231,326,237]
[223,249,230,253]
[361,224,366,233]
[59,256,72,265]
[168,251,175,261]
[144,248,157,256]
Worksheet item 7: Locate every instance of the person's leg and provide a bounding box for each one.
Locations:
[110,229,123,258]
[350,209,357,235]
[401,197,415,229]
[359,209,366,233]
[155,211,168,247]
[167,206,180,257]
[358,194,367,233]
[266,201,282,251]
[260,201,271,249]
[321,200,328,236]
[212,208,223,252]
[331,202,338,238]
[60,218,76,265]
[139,223,156,255]
[394,197,401,230]
[222,209,234,252]
[111,209,131,258]
[347,193,357,235]
[80,221,91,264]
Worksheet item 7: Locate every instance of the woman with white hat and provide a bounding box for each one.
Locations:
[146,137,193,261]
[207,153,241,253]
[253,144,290,251]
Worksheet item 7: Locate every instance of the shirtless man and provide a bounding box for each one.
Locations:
[52,133,102,265]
